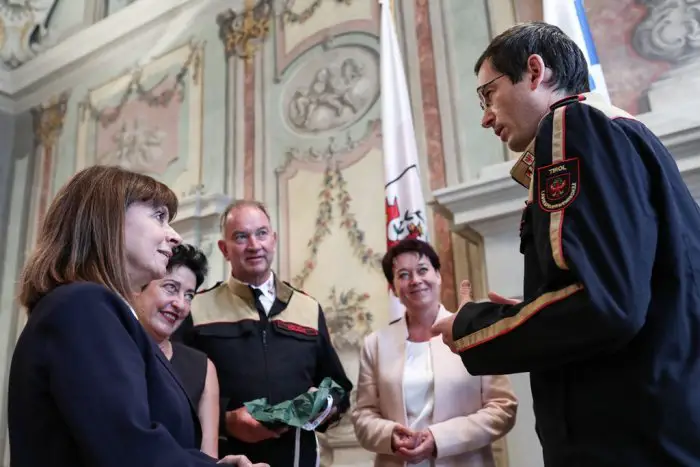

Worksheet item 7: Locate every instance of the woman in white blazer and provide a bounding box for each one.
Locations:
[352,239,517,467]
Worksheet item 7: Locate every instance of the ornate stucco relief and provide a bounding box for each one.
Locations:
[75,41,205,197]
[217,0,272,62]
[283,45,379,134]
[0,0,58,69]
[98,118,172,174]
[633,0,700,65]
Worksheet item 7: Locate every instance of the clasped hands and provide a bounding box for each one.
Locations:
[391,424,435,464]
[430,280,520,353]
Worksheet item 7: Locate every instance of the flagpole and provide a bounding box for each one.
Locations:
[380,0,430,321]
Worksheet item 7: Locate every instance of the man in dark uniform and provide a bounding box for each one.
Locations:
[177,200,353,466]
[432,22,700,467]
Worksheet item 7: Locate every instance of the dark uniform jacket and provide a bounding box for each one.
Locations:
[179,274,353,466]
[451,93,700,466]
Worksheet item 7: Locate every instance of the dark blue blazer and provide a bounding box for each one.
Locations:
[8,282,221,467]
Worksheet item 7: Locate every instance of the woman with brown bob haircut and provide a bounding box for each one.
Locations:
[8,165,267,467]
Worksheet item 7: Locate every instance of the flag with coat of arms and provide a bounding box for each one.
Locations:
[543,0,611,104]
[379,0,430,322]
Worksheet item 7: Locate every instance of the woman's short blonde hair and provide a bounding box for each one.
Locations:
[19,165,178,310]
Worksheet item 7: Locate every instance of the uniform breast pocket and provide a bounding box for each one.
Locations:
[519,203,546,299]
[270,320,318,377]
[195,321,257,346]
[193,321,259,382]
[520,203,534,254]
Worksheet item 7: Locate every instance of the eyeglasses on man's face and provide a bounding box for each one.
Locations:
[477,73,506,111]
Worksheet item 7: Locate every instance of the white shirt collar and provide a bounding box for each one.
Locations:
[249,273,276,302]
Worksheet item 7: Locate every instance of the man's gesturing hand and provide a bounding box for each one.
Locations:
[431,280,474,352]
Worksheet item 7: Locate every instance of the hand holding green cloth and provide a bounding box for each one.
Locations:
[244,377,346,430]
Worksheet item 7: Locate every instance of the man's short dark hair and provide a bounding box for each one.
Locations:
[168,244,209,290]
[475,21,590,94]
[381,238,441,284]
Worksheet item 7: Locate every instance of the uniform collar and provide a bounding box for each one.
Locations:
[549,92,612,111]
[226,272,294,304]
[510,92,592,189]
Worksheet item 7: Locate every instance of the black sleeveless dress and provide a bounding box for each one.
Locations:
[170,342,208,408]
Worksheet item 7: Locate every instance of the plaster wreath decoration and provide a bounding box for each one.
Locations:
[78,40,202,127]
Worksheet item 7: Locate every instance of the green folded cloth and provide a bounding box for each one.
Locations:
[244,377,345,430]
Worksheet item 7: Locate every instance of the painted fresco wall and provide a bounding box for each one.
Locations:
[0,0,508,465]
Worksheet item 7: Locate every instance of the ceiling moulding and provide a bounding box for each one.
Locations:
[0,0,202,114]
[432,111,700,238]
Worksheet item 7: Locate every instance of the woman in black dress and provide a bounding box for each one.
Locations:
[135,243,219,458]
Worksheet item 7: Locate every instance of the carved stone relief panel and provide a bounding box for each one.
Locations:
[283,45,379,135]
[0,0,58,69]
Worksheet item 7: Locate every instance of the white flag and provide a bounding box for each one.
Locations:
[380,0,430,322]
[544,0,610,104]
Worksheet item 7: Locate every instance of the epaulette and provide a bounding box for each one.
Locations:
[282,280,321,303]
[195,281,223,296]
[283,281,309,296]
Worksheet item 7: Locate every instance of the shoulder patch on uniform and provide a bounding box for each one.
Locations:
[537,158,580,212]
[510,149,536,189]
[274,320,319,337]
[195,281,223,296]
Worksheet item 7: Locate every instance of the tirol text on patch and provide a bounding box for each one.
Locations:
[537,158,579,212]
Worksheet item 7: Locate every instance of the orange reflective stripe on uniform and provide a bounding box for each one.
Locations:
[454,283,584,353]
[548,106,568,271]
